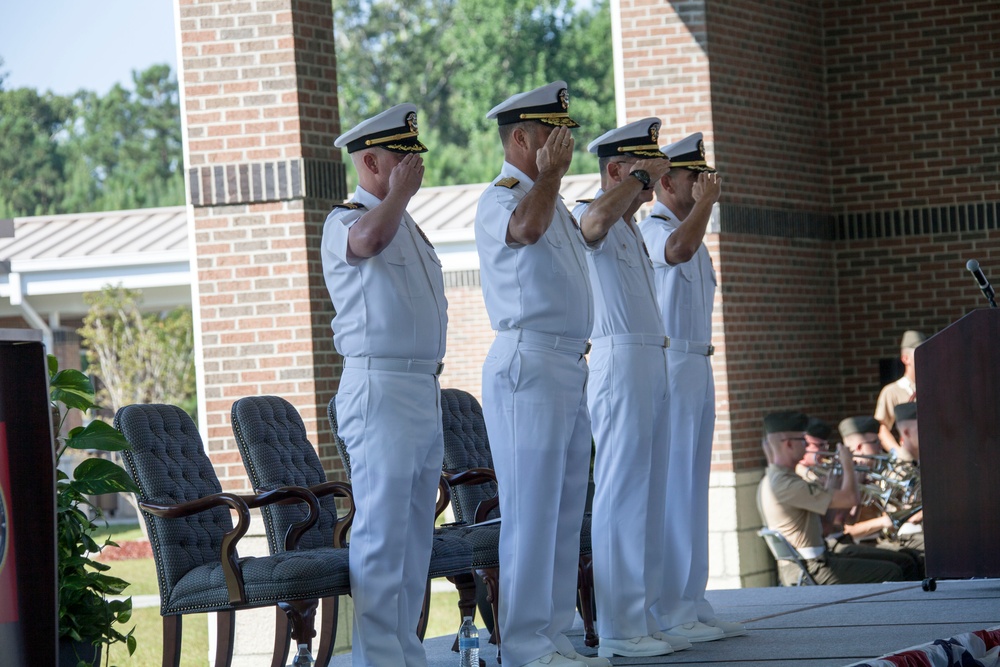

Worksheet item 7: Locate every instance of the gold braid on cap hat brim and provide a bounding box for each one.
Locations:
[616,143,660,153]
[383,143,426,152]
[365,130,419,147]
[520,112,578,127]
[669,160,713,168]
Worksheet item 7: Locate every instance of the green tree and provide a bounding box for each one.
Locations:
[333,0,614,186]
[0,85,74,216]
[78,286,197,418]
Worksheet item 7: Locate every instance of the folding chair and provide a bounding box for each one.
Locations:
[757,528,818,586]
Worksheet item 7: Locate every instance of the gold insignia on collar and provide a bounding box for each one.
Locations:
[495,177,520,188]
[333,201,364,210]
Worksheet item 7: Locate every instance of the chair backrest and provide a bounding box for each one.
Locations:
[114,404,231,597]
[440,388,499,524]
[757,528,817,586]
[231,396,339,553]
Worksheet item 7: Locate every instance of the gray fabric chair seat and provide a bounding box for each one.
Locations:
[438,524,501,570]
[164,547,352,614]
[428,530,476,578]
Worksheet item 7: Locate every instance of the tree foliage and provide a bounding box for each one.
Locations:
[333,0,614,186]
[0,63,184,217]
[1,2,613,213]
[77,286,196,418]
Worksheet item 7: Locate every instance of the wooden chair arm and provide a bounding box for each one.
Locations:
[241,486,321,552]
[308,480,355,549]
[139,493,252,605]
[442,468,500,525]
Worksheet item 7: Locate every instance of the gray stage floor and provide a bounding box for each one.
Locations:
[328,578,1000,666]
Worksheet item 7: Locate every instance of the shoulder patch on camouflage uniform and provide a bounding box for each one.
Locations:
[333,201,365,210]
[495,177,520,189]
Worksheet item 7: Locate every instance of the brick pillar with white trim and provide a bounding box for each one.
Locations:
[175,0,347,662]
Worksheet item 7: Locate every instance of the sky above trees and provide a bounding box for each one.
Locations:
[0,0,614,217]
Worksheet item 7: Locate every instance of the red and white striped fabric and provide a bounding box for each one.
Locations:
[848,626,1000,667]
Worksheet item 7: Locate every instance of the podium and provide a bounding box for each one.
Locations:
[0,330,57,666]
[915,308,1000,580]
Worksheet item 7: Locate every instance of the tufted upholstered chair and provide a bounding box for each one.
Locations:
[233,395,476,660]
[438,388,598,650]
[229,395,355,667]
[114,403,352,667]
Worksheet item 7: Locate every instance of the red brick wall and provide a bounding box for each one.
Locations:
[178,0,346,488]
[440,279,492,403]
[825,0,1000,210]
[617,0,1000,475]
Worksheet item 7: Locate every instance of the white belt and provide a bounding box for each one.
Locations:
[495,328,591,355]
[343,357,444,376]
[590,333,669,349]
[798,545,826,560]
[668,337,715,356]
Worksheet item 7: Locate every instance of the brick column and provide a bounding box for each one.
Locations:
[176,0,346,485]
[615,0,779,588]
[176,1,348,661]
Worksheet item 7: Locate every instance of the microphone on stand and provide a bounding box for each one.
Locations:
[966,259,998,308]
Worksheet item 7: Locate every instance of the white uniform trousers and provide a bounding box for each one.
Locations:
[651,350,717,631]
[482,335,591,667]
[587,341,670,640]
[336,368,443,667]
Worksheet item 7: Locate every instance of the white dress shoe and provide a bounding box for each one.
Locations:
[703,618,748,638]
[523,652,587,667]
[651,630,693,651]
[667,621,725,643]
[597,635,673,658]
[560,650,612,666]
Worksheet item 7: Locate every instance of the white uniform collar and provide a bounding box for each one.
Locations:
[351,185,383,209]
[650,200,682,227]
[500,161,534,188]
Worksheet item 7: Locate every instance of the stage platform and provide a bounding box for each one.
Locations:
[328,578,1000,666]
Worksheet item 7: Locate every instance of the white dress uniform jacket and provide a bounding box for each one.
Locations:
[638,200,719,630]
[322,185,447,667]
[476,162,594,667]
[574,193,671,641]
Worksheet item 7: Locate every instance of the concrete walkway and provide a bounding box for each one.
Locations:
[326,579,1000,667]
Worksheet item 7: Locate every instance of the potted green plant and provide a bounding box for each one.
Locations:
[50,354,139,667]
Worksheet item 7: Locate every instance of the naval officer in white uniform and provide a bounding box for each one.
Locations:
[638,132,746,643]
[571,118,682,659]
[475,81,605,667]
[322,104,447,667]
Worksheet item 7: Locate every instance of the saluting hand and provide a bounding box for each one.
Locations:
[692,171,722,204]
[536,126,574,179]
[388,153,425,199]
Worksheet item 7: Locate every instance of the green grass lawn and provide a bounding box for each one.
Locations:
[101,555,472,665]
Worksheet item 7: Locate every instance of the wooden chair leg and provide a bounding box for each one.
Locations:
[448,573,479,652]
[162,615,182,667]
[416,578,432,640]
[271,606,291,667]
[479,567,502,663]
[214,611,236,667]
[314,596,339,667]
[280,598,319,653]
[578,554,598,648]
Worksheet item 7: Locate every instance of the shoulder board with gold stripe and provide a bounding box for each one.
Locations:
[333,201,365,210]
[576,199,594,205]
[495,177,520,189]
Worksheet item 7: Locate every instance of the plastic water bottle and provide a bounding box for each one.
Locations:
[458,616,479,666]
[290,643,315,667]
